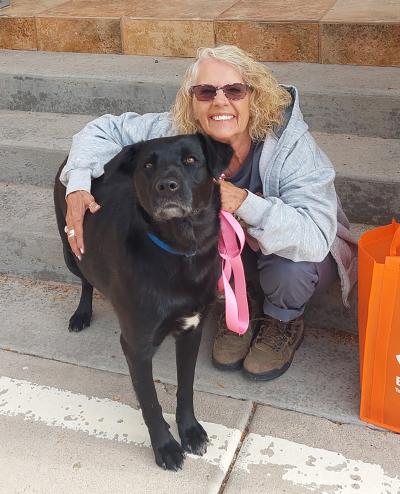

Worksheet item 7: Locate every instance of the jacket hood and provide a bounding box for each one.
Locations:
[274,85,309,152]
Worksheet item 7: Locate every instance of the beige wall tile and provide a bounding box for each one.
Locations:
[321,23,400,66]
[218,0,337,22]
[0,0,68,17]
[0,17,36,49]
[122,19,215,57]
[322,0,400,23]
[39,0,237,19]
[216,21,319,62]
[36,17,121,53]
[38,0,138,17]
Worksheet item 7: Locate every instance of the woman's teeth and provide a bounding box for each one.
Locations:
[211,115,234,121]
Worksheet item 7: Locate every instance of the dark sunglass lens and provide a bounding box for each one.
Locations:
[224,84,247,100]
[194,86,217,101]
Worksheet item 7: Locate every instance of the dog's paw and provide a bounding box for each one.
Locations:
[153,437,186,471]
[68,311,91,332]
[179,420,209,456]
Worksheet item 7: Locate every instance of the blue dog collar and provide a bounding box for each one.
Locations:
[146,232,197,257]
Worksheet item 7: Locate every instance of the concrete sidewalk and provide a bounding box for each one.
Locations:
[0,273,361,427]
[1,349,399,493]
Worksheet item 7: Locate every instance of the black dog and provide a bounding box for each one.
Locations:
[54,134,233,470]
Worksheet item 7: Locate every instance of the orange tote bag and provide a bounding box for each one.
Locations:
[358,220,400,432]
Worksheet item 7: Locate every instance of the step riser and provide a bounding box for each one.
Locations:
[335,177,400,225]
[1,75,177,122]
[1,148,398,226]
[0,229,356,333]
[1,233,68,283]
[302,93,400,139]
[1,76,398,138]
[305,285,357,333]
[0,147,66,188]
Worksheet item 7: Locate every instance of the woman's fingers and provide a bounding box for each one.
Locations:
[88,199,101,214]
[65,191,100,259]
[219,180,248,213]
[65,192,86,259]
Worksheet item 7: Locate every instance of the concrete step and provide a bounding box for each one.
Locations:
[1,0,399,66]
[316,132,400,225]
[0,273,363,428]
[0,182,370,332]
[1,50,399,138]
[1,110,399,225]
[0,110,95,187]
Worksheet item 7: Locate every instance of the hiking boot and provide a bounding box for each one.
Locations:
[243,315,304,380]
[212,289,262,370]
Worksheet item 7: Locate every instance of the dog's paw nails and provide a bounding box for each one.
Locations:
[179,422,209,456]
[68,312,91,332]
[154,438,185,471]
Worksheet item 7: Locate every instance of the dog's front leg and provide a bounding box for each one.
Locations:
[175,326,209,456]
[120,335,185,471]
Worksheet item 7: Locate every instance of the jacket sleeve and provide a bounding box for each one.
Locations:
[235,135,338,262]
[59,112,174,196]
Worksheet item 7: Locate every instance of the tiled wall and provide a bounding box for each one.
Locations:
[1,0,399,66]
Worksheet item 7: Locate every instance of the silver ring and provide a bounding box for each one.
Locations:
[64,225,75,237]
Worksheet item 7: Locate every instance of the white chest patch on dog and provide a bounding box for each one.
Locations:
[181,313,201,330]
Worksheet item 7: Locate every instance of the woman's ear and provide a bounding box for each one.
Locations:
[197,133,233,178]
[103,143,141,183]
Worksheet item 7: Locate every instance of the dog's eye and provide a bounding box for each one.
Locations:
[143,162,153,169]
[184,156,196,165]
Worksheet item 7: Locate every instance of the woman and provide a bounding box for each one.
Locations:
[60,45,357,381]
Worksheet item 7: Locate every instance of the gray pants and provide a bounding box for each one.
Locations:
[242,247,339,322]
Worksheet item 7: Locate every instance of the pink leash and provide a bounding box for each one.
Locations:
[218,210,249,335]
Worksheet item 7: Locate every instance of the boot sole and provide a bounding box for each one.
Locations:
[212,357,244,371]
[242,333,304,381]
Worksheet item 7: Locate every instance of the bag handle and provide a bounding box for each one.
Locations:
[390,220,400,256]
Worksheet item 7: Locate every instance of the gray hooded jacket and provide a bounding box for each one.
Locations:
[60,86,357,306]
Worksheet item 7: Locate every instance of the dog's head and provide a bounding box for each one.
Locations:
[105,134,233,221]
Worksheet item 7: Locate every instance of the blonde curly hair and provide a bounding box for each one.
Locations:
[171,45,292,142]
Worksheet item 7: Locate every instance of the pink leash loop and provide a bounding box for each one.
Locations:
[218,211,249,335]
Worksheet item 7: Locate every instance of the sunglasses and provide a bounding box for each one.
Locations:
[190,83,251,101]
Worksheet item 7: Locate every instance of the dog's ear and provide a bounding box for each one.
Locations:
[103,143,141,183]
[197,133,234,179]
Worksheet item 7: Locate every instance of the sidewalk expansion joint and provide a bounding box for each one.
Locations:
[154,379,176,397]
[252,400,389,436]
[217,401,257,494]
[0,346,129,377]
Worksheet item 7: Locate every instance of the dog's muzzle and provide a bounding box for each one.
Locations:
[152,176,192,219]
[153,202,192,220]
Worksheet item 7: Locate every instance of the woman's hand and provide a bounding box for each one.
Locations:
[65,191,100,259]
[219,180,248,213]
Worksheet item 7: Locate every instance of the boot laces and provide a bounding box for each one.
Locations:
[215,288,260,339]
[216,311,260,339]
[256,318,297,352]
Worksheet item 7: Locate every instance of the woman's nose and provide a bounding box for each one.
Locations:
[213,88,229,105]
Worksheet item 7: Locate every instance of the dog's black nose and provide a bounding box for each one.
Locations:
[155,178,180,193]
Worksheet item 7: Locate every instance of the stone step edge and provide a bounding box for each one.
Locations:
[2,50,399,94]
[1,109,399,181]
[0,272,358,339]
[1,53,398,138]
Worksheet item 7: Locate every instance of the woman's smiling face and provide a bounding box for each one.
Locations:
[191,58,251,149]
